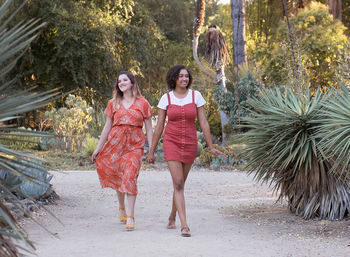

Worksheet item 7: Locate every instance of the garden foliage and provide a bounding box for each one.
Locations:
[242,87,350,220]
[198,144,242,168]
[213,71,260,129]
[259,3,348,89]
[0,0,60,255]
[317,85,350,181]
[45,94,93,152]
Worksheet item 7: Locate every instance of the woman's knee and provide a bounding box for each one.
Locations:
[173,179,185,191]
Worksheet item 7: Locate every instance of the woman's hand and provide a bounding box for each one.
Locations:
[210,147,227,158]
[91,149,100,162]
[146,152,155,164]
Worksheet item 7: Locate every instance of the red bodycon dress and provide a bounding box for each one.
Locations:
[163,90,197,164]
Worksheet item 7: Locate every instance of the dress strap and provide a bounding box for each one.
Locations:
[192,90,195,104]
[167,92,171,105]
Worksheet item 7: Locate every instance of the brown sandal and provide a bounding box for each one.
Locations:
[181,227,191,237]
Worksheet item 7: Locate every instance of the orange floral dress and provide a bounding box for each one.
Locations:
[95,97,152,195]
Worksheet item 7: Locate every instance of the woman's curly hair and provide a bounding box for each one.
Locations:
[166,65,193,90]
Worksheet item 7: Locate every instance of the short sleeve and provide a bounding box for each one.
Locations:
[140,98,153,119]
[157,93,168,110]
[104,100,114,118]
[195,91,206,108]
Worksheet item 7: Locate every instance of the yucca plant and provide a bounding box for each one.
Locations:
[317,85,350,183]
[0,0,60,256]
[242,88,350,220]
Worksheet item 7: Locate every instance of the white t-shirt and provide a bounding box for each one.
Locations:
[157,89,206,110]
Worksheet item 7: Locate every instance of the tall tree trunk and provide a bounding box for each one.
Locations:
[328,0,342,20]
[193,0,213,79]
[231,0,246,127]
[216,68,228,142]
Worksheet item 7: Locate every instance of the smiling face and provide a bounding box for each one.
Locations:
[117,74,133,93]
[175,69,189,89]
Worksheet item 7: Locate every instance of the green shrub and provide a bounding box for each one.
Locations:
[210,155,241,170]
[198,144,242,168]
[214,71,260,129]
[207,109,222,140]
[196,142,203,157]
[45,94,93,152]
[88,109,106,138]
[82,135,98,157]
[198,144,225,167]
[259,2,348,89]
[223,124,233,137]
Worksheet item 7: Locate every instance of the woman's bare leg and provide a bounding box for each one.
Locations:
[126,193,136,227]
[117,191,125,208]
[167,192,177,228]
[167,161,193,232]
[117,191,126,219]
[168,163,192,228]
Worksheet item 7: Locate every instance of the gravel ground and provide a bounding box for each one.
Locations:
[22,166,350,257]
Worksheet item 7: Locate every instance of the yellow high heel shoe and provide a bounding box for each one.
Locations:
[125,216,135,231]
[119,208,127,223]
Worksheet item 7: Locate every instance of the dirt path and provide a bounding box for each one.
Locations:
[23,167,350,257]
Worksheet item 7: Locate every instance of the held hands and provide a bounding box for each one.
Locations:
[146,152,155,164]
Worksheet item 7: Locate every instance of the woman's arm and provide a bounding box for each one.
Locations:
[144,118,153,150]
[146,109,166,163]
[91,116,113,161]
[197,106,227,157]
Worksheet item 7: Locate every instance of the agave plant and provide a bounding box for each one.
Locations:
[0,0,61,256]
[242,88,350,220]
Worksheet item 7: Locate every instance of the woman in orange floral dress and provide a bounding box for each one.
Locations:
[91,71,153,231]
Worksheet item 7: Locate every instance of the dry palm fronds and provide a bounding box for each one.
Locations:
[205,26,229,71]
[0,235,19,257]
[0,202,21,257]
[192,0,215,79]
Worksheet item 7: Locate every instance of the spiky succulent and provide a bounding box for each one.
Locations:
[242,88,350,220]
[0,0,60,256]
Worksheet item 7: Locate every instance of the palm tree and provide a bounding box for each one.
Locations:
[193,0,230,142]
[0,0,60,255]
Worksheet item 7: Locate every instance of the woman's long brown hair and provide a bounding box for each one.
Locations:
[112,71,142,108]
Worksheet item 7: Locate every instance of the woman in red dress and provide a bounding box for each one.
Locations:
[146,65,226,237]
[91,71,153,231]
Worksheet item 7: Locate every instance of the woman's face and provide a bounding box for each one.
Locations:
[118,74,133,93]
[175,69,189,89]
